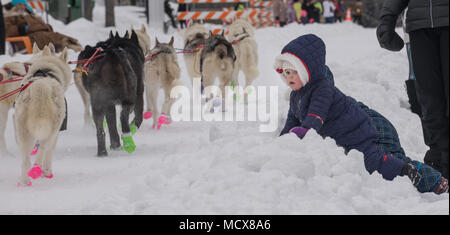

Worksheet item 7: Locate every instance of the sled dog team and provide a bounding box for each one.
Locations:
[0,19,447,195]
[0,19,259,186]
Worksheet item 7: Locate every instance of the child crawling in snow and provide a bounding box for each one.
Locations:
[276,34,448,194]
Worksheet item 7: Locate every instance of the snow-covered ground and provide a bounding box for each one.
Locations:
[0,6,448,215]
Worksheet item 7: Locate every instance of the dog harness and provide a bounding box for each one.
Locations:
[231,32,250,45]
[0,63,31,82]
[69,47,104,75]
[30,69,60,84]
[145,47,174,62]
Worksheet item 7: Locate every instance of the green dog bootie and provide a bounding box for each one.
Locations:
[121,133,136,154]
[119,123,137,136]
[130,122,137,135]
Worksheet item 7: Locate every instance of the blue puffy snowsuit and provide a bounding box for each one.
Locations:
[279,34,443,193]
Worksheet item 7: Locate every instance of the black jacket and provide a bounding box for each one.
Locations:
[380,0,449,33]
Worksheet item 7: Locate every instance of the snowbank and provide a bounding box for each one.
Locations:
[0,6,448,215]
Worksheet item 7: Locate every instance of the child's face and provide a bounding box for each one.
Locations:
[282,69,304,91]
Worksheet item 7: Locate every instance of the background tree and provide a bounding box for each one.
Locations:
[105,0,115,27]
[83,0,94,21]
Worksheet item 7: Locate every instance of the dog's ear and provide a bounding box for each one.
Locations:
[59,47,68,62]
[169,36,174,47]
[141,24,147,33]
[115,32,119,39]
[125,30,130,39]
[47,43,56,55]
[109,31,114,39]
[42,45,51,56]
[155,37,160,46]
[221,30,225,37]
[130,30,139,44]
[32,42,41,54]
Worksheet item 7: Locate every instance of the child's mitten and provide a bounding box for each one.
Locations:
[289,126,309,139]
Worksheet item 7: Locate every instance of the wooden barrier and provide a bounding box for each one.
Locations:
[177,0,273,29]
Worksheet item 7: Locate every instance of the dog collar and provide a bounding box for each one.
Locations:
[30,69,61,85]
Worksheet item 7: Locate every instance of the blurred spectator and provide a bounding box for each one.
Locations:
[234,2,245,12]
[178,3,187,29]
[293,0,302,23]
[164,0,177,29]
[0,1,5,55]
[3,0,82,53]
[300,9,308,24]
[273,0,287,27]
[323,0,336,23]
[302,0,315,23]
[334,0,345,23]
[312,0,322,23]
[303,0,321,23]
[286,0,297,24]
[351,0,363,25]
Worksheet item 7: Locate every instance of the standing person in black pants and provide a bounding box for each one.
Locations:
[376,0,449,179]
[0,1,6,55]
[164,0,177,30]
[178,3,187,29]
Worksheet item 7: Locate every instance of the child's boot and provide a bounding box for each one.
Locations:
[433,177,449,195]
[401,163,422,187]
[403,162,446,194]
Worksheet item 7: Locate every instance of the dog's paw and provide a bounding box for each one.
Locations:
[27,164,43,179]
[0,150,15,158]
[143,111,153,120]
[17,181,32,187]
[17,176,32,187]
[121,134,136,154]
[30,143,40,156]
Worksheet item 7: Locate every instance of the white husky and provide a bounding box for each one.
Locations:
[144,37,181,129]
[14,44,71,186]
[0,44,58,156]
[182,21,209,85]
[228,18,259,101]
[0,62,30,157]
[130,24,152,56]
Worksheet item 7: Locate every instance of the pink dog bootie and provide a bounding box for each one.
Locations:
[156,113,168,130]
[143,111,153,120]
[30,142,40,156]
[17,181,32,187]
[160,113,172,125]
[27,164,43,179]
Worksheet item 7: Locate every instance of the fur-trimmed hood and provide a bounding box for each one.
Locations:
[274,34,326,86]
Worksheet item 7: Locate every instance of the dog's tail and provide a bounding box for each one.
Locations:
[215,46,231,71]
[107,48,138,103]
[23,78,64,140]
[162,54,181,82]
